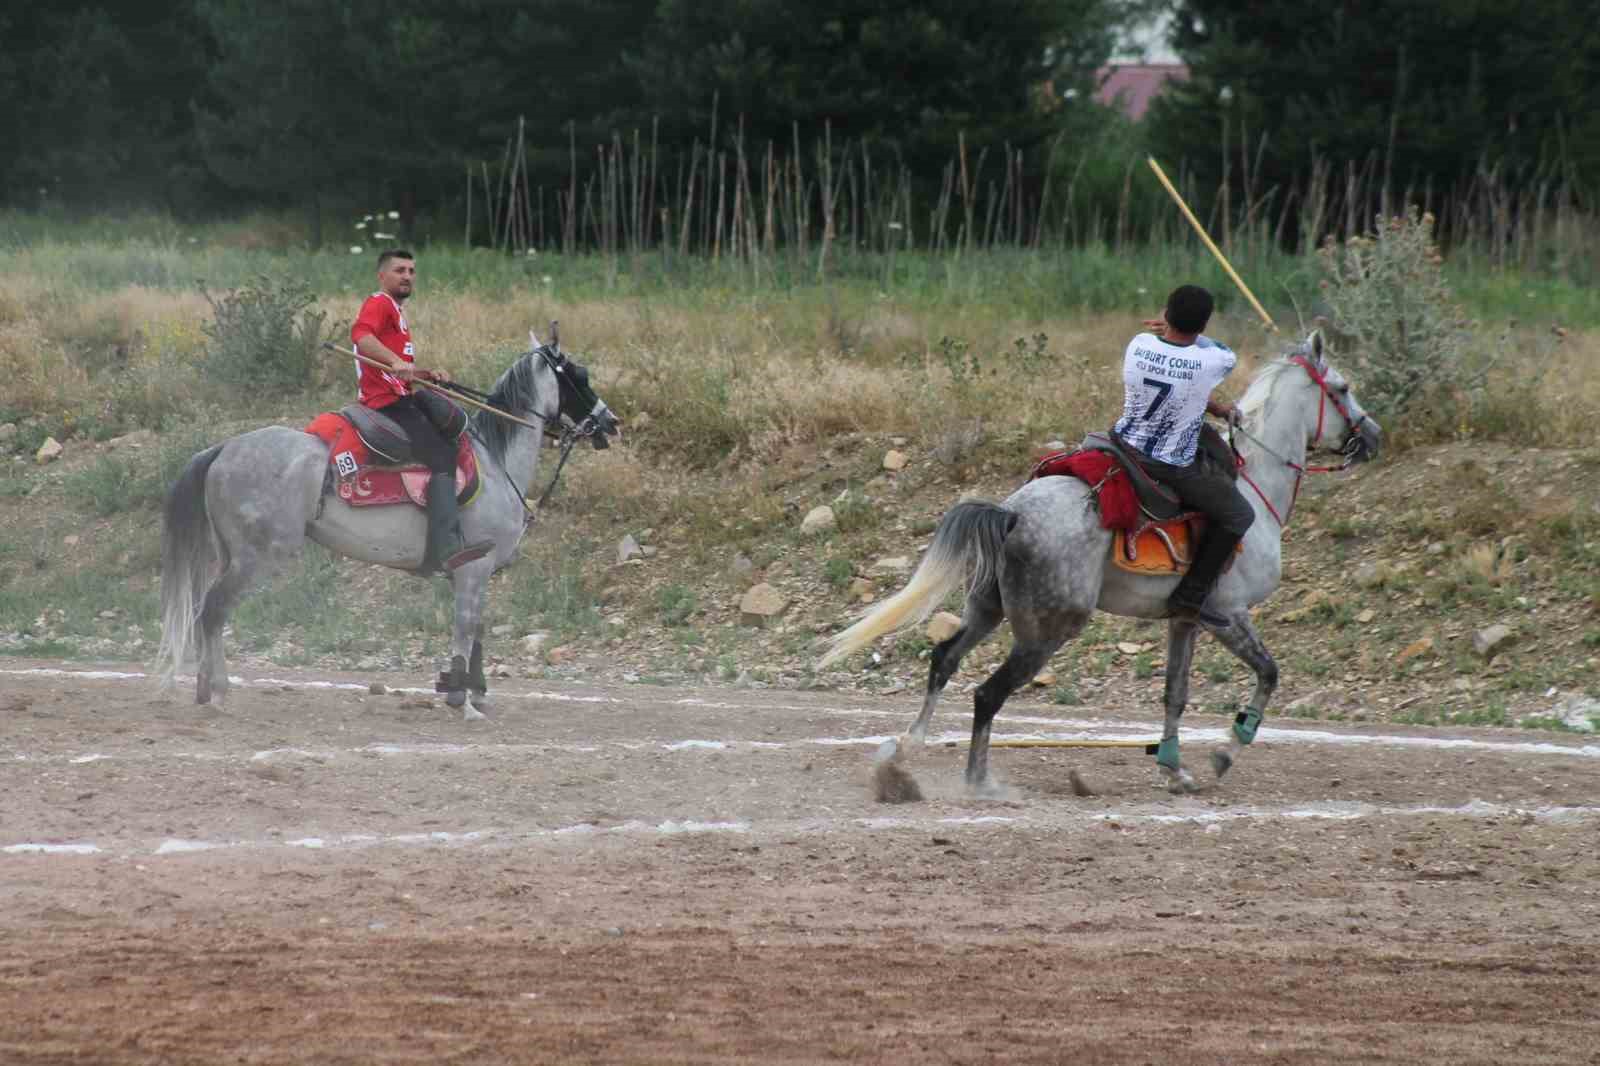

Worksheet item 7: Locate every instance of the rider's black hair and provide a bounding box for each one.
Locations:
[376,248,414,270]
[1164,284,1214,335]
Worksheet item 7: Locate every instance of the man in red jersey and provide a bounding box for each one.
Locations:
[351,249,491,574]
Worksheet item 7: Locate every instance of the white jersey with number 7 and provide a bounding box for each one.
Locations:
[1112,332,1236,466]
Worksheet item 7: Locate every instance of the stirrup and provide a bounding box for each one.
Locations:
[443,540,493,571]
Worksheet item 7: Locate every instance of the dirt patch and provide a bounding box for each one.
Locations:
[3,664,1599,1063]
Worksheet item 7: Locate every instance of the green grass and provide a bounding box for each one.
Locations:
[822,557,854,589]
[656,584,698,626]
[1519,714,1600,734]
[7,209,1600,327]
[502,547,603,640]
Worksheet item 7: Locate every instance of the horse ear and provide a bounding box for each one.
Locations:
[550,320,561,352]
[529,328,540,349]
[1310,328,1327,367]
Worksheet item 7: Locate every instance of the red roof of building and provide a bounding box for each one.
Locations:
[1096,64,1188,119]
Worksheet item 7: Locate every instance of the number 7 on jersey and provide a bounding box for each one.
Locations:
[1141,377,1174,419]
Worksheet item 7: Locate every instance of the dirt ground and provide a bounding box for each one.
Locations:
[2,660,1599,1065]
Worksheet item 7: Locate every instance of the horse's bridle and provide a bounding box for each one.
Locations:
[443,345,614,521]
[1291,354,1373,468]
[1232,355,1371,527]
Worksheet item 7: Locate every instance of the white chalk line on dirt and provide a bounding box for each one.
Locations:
[10,723,1600,770]
[6,798,1598,863]
[9,665,1597,751]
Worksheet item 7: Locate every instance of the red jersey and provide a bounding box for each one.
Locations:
[350,292,414,409]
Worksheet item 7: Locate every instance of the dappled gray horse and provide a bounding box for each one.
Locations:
[822,330,1382,793]
[157,331,619,717]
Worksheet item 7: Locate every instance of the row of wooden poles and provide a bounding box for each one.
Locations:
[465,114,1595,270]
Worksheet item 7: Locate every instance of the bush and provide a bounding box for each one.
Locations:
[656,584,698,626]
[64,426,221,516]
[201,276,334,392]
[1317,208,1478,423]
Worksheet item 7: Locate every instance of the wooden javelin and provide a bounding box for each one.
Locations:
[321,342,545,432]
[1146,156,1278,332]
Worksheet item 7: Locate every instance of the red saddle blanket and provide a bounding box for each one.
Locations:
[1028,449,1233,576]
[304,412,480,509]
[1029,450,1139,529]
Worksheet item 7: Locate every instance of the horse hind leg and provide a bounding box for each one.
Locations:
[902,589,1004,749]
[194,553,260,705]
[1206,613,1278,780]
[965,619,1081,795]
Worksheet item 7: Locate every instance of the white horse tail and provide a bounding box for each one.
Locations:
[821,500,1016,668]
[155,444,225,686]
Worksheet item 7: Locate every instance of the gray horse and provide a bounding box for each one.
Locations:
[822,329,1382,794]
[157,331,619,717]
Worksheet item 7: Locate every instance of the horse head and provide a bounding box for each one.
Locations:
[528,323,621,450]
[1286,328,1383,466]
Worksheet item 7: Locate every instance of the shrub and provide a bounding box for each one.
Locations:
[656,584,698,626]
[200,276,334,392]
[1316,208,1478,424]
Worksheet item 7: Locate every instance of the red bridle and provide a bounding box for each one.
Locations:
[1235,355,1371,527]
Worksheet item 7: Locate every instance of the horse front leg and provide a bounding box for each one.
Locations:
[1207,613,1277,780]
[467,622,489,713]
[1157,619,1201,794]
[442,562,493,721]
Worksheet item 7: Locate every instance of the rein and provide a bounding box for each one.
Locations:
[1229,355,1368,528]
[440,347,598,528]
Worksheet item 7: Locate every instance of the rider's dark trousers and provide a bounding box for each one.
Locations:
[379,394,460,475]
[1137,454,1255,536]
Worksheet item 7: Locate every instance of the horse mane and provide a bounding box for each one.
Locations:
[470,349,545,462]
[1238,357,1297,421]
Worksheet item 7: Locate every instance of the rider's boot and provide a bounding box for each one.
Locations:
[1167,527,1243,628]
[420,475,493,575]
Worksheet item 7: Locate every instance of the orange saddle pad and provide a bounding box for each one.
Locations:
[1111,516,1242,576]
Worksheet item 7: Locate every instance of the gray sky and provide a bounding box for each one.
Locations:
[1113,11,1180,64]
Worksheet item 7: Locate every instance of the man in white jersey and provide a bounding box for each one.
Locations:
[1112,284,1252,628]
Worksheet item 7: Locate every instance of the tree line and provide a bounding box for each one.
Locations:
[3,0,1594,253]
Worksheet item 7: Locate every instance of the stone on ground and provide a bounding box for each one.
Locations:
[739,582,787,627]
[925,611,961,643]
[800,505,836,536]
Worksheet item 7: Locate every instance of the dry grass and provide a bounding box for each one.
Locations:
[2,268,1597,478]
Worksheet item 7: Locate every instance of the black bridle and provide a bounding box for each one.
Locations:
[433,345,611,521]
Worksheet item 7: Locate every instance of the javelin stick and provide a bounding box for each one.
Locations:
[321,342,545,433]
[1146,156,1278,332]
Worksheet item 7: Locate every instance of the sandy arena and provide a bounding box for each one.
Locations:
[3,661,1599,1064]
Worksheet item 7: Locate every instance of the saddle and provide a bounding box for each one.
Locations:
[1029,425,1240,576]
[304,405,480,510]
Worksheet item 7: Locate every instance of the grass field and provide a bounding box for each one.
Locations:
[2,214,1597,725]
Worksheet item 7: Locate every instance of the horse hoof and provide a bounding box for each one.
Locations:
[468,693,490,716]
[967,777,1006,800]
[462,704,487,722]
[445,690,467,709]
[1165,769,1200,795]
[1211,749,1234,780]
